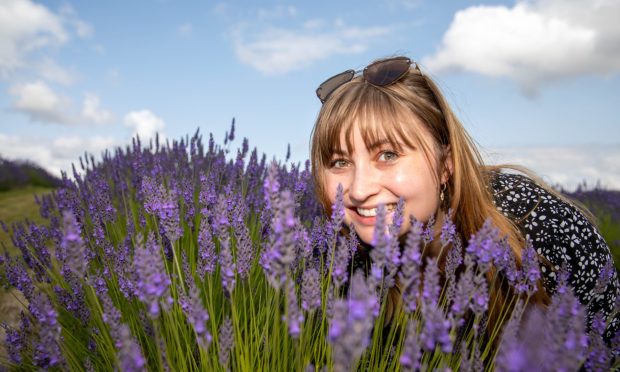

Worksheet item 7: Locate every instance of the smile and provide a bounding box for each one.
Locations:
[356,203,397,217]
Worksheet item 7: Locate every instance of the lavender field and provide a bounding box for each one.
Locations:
[0,126,618,371]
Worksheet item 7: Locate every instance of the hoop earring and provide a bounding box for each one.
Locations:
[439,183,447,202]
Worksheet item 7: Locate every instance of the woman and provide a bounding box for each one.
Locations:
[310,56,618,339]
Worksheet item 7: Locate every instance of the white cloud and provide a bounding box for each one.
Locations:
[8,81,114,125]
[484,144,620,191]
[32,57,76,85]
[124,110,165,141]
[0,0,67,77]
[81,93,113,124]
[0,132,120,177]
[423,0,620,95]
[233,21,392,74]
[8,80,73,124]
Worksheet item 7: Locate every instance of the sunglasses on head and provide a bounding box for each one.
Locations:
[315,56,417,104]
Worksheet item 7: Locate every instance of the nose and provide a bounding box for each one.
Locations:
[348,163,380,204]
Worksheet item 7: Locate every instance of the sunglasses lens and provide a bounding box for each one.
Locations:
[316,70,355,103]
[364,57,411,86]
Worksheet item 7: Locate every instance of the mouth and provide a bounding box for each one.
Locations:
[355,203,397,217]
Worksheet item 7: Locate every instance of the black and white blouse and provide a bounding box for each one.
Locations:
[490,172,619,339]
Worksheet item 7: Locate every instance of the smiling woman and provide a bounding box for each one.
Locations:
[310,56,620,344]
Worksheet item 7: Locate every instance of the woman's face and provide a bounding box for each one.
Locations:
[323,120,450,245]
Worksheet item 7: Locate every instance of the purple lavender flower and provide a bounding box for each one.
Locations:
[284,280,304,338]
[3,312,29,365]
[331,236,350,289]
[5,256,34,300]
[444,238,463,304]
[465,219,501,273]
[398,220,423,313]
[585,313,611,371]
[133,232,173,318]
[439,209,457,246]
[331,183,345,232]
[421,214,435,245]
[450,267,474,320]
[233,216,253,280]
[218,315,234,367]
[400,319,422,371]
[141,176,182,242]
[301,264,321,311]
[61,210,87,277]
[422,257,441,306]
[260,190,296,290]
[419,300,452,353]
[328,271,377,371]
[29,292,64,368]
[197,218,217,277]
[216,220,236,297]
[470,273,489,316]
[370,204,395,284]
[179,284,212,351]
[515,239,541,296]
[117,324,147,372]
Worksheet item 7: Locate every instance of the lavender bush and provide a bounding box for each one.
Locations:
[0,123,618,371]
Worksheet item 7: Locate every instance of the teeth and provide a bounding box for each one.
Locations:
[357,204,396,217]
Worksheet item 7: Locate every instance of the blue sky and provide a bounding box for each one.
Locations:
[1,0,619,190]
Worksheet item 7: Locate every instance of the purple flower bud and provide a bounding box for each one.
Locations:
[328,271,377,370]
[422,257,441,306]
[217,222,236,297]
[197,218,217,277]
[439,209,457,246]
[218,316,234,367]
[516,239,541,296]
[466,219,501,273]
[179,285,212,351]
[61,210,87,277]
[419,301,452,353]
[117,324,147,372]
[260,190,296,290]
[29,292,64,368]
[284,280,304,338]
[331,183,345,232]
[398,220,423,313]
[331,236,350,289]
[133,232,172,318]
[301,265,321,311]
[400,319,422,371]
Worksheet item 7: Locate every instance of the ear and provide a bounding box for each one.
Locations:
[441,145,453,184]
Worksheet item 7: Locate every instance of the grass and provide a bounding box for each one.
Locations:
[0,186,54,254]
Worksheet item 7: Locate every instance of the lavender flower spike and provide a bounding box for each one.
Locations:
[30,292,64,369]
[328,271,377,371]
[133,232,173,319]
[61,210,87,277]
[218,315,234,368]
[331,183,345,232]
[398,219,423,313]
[260,190,297,290]
[400,319,422,372]
[284,279,304,338]
[301,265,321,312]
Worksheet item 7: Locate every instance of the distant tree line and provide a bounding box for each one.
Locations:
[0,157,62,191]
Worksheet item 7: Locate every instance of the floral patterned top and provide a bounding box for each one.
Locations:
[490,172,619,340]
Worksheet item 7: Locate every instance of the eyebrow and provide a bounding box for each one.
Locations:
[329,139,405,156]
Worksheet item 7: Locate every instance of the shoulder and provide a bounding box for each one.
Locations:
[489,172,617,330]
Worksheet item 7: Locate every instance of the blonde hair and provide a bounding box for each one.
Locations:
[310,58,550,329]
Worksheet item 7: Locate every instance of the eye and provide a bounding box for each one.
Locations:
[378,151,399,162]
[330,158,349,169]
